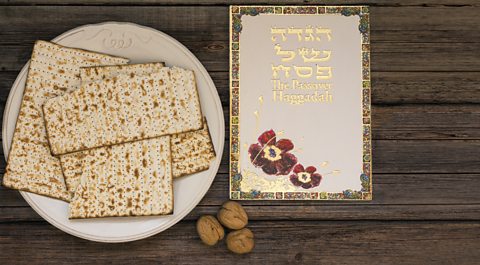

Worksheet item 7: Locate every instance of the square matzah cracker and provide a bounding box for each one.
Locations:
[59,63,215,198]
[68,136,173,219]
[80,62,165,83]
[61,118,215,198]
[171,118,216,178]
[80,64,215,178]
[2,40,128,201]
[43,67,203,155]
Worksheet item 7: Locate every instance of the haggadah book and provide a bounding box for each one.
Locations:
[229,6,372,200]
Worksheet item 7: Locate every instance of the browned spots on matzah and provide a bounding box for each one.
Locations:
[170,118,216,178]
[65,136,173,219]
[59,64,213,203]
[2,40,128,201]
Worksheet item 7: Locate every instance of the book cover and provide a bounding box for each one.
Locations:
[229,6,372,200]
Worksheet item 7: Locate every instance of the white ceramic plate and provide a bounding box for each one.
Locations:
[2,22,224,242]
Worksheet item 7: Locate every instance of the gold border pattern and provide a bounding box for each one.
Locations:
[229,6,372,200]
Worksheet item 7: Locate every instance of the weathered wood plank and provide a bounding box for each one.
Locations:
[3,172,480,207]
[2,203,480,223]
[371,42,480,71]
[370,140,480,174]
[3,40,480,72]
[4,70,480,105]
[0,221,478,264]
[1,170,480,221]
[0,2,478,263]
[190,205,480,221]
[0,6,228,43]
[0,207,42,222]
[201,173,480,205]
[0,6,480,46]
[373,104,480,139]
[1,0,479,6]
[372,72,480,104]
[207,140,480,174]
[1,139,480,177]
[2,70,480,140]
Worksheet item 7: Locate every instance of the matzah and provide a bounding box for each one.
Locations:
[171,119,216,178]
[80,63,215,178]
[59,64,215,198]
[60,118,215,198]
[68,136,173,219]
[2,40,128,201]
[80,62,165,83]
[43,67,203,155]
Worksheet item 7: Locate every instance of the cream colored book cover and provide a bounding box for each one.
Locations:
[229,6,372,200]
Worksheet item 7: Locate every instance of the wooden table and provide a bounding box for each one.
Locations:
[1,1,479,264]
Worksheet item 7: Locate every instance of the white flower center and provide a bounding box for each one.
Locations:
[263,145,282,161]
[297,172,311,183]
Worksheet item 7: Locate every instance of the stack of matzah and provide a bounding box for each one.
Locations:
[44,67,203,155]
[3,41,216,220]
[68,136,173,219]
[3,41,129,201]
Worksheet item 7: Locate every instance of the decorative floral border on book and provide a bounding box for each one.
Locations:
[229,6,372,200]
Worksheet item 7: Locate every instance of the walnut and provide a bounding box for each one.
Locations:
[226,228,254,254]
[196,215,225,246]
[217,201,248,230]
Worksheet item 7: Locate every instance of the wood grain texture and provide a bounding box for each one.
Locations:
[4,41,480,72]
[1,0,480,6]
[0,1,479,264]
[2,171,480,221]
[1,139,480,176]
[2,172,480,207]
[0,221,479,265]
[2,6,480,70]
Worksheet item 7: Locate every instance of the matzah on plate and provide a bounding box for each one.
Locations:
[59,63,215,198]
[171,118,216,178]
[80,63,215,178]
[68,136,173,219]
[43,67,203,155]
[2,40,128,201]
[61,118,215,198]
[80,62,165,83]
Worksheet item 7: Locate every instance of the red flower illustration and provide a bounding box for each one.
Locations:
[289,164,322,189]
[248,130,297,175]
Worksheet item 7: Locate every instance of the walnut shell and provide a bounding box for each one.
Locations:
[226,228,254,254]
[217,201,248,230]
[196,215,225,246]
